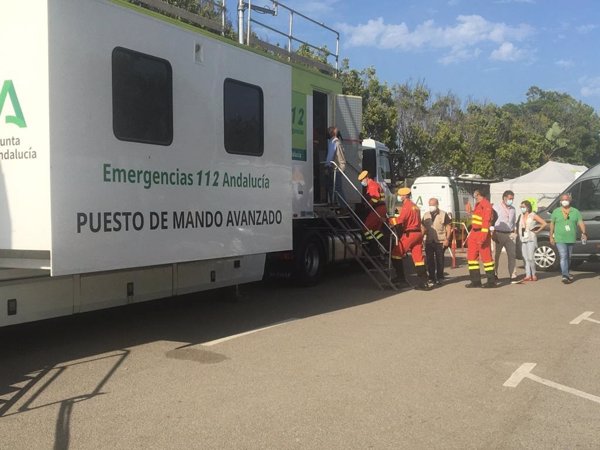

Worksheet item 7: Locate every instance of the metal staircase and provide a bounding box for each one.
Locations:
[315,164,402,290]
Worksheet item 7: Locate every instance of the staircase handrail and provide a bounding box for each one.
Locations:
[325,162,398,246]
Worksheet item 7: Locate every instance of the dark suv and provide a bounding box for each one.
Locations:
[524,164,600,271]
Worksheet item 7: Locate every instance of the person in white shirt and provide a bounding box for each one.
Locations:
[492,190,518,283]
[325,126,346,204]
[517,200,547,281]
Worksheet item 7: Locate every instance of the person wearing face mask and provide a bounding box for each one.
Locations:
[466,189,496,288]
[422,198,452,285]
[325,126,347,205]
[389,187,430,290]
[549,193,587,284]
[517,200,547,282]
[492,190,519,284]
[357,170,386,254]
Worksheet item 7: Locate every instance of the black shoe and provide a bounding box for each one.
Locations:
[465,282,481,288]
[414,283,432,291]
[482,281,497,288]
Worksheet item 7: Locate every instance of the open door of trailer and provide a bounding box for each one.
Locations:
[334,94,362,205]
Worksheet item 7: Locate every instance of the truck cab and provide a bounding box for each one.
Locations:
[360,139,393,207]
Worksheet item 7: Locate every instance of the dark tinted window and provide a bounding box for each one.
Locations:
[112,47,173,145]
[567,182,582,209]
[224,78,263,156]
[577,178,600,211]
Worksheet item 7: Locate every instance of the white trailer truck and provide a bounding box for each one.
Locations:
[0,0,395,327]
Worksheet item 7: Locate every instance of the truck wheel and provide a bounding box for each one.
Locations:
[534,241,559,271]
[294,235,325,286]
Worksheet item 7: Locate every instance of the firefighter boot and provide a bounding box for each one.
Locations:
[414,265,431,291]
[465,269,482,288]
[368,239,380,257]
[483,270,498,288]
[392,259,408,286]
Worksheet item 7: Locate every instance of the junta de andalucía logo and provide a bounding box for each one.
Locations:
[0,80,27,128]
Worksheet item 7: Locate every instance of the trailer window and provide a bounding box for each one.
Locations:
[112,47,173,146]
[223,78,264,156]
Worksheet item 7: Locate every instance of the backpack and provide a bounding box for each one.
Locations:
[490,207,499,228]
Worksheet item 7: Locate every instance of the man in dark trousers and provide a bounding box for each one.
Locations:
[422,198,452,285]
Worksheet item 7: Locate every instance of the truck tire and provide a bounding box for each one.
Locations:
[534,240,559,272]
[294,235,325,286]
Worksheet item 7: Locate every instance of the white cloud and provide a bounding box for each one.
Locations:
[576,24,598,34]
[555,59,574,68]
[439,48,482,65]
[338,15,534,64]
[580,76,600,97]
[490,42,527,61]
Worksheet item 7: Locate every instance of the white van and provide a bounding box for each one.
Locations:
[410,175,496,225]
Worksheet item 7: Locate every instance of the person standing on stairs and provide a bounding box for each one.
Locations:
[325,126,347,205]
[389,187,430,290]
[358,170,387,255]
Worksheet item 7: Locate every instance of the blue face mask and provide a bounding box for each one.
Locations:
[520,207,527,214]
[506,199,513,206]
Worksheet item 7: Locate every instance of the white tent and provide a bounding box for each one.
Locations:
[490,161,588,209]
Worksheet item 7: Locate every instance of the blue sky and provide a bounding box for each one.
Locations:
[251,0,600,111]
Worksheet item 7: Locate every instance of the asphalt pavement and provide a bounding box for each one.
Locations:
[1,255,599,449]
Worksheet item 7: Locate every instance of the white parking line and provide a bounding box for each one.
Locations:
[570,311,600,325]
[504,363,600,405]
[201,319,298,346]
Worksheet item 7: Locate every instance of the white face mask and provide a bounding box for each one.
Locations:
[397,196,403,203]
[429,205,438,213]
[520,207,527,214]
[561,200,570,207]
[360,180,368,187]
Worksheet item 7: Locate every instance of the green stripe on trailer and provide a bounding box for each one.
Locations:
[291,65,342,96]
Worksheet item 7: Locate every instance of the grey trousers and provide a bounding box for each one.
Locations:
[494,231,516,277]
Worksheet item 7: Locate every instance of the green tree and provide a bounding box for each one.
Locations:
[393,80,432,178]
[339,62,398,153]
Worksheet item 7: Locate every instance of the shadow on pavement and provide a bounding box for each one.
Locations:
[0,263,399,426]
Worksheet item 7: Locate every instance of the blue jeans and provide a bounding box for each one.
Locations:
[556,242,574,278]
[521,240,537,277]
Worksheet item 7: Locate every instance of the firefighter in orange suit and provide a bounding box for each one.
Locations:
[466,189,496,288]
[389,187,430,290]
[358,170,387,254]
